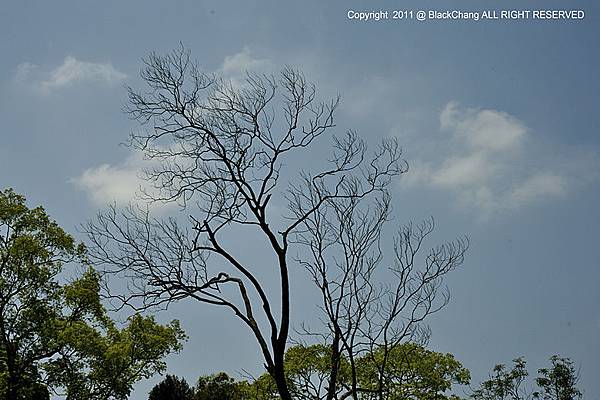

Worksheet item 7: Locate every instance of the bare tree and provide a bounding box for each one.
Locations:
[84,46,466,400]
[293,186,467,400]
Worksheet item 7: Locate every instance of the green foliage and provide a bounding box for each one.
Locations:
[174,342,468,400]
[229,343,469,400]
[46,313,185,399]
[236,373,279,400]
[471,358,529,400]
[284,343,351,397]
[355,343,470,400]
[148,375,195,400]
[196,372,243,400]
[534,356,582,400]
[149,373,266,400]
[473,356,582,400]
[0,188,185,399]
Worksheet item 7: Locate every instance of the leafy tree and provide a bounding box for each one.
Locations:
[471,358,529,400]
[195,372,244,400]
[237,373,279,400]
[473,356,582,400]
[284,344,351,399]
[239,343,469,400]
[533,356,582,400]
[148,375,195,400]
[151,372,278,400]
[85,46,466,400]
[46,312,185,399]
[0,188,185,399]
[356,343,470,400]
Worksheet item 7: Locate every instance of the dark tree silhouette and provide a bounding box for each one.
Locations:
[148,375,195,400]
[85,46,466,400]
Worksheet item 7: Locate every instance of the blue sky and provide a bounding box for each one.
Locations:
[1,1,599,398]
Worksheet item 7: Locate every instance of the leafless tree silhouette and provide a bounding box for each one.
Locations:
[84,46,467,400]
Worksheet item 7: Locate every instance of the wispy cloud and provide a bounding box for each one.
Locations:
[220,47,271,75]
[72,151,145,207]
[405,101,596,217]
[507,173,566,208]
[72,151,173,212]
[440,101,527,152]
[217,47,274,88]
[15,56,127,93]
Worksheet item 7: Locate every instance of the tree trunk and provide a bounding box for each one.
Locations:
[7,378,18,400]
[326,332,341,400]
[272,360,292,400]
[5,343,19,400]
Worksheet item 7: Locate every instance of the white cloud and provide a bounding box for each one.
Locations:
[440,101,526,152]
[72,151,168,210]
[432,153,496,188]
[15,56,126,93]
[42,56,126,89]
[218,47,274,88]
[14,62,38,83]
[220,47,271,76]
[405,102,590,216]
[507,173,566,208]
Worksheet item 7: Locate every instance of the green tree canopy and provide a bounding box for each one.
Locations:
[0,188,185,399]
[471,358,529,400]
[237,343,469,400]
[534,356,582,400]
[472,355,582,400]
[165,342,468,400]
[356,343,470,400]
[195,372,244,400]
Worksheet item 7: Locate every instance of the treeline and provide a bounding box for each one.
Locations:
[149,346,582,400]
